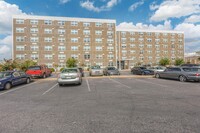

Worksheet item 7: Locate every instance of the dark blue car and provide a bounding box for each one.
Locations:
[0,71,31,90]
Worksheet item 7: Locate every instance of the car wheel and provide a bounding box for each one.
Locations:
[26,78,30,84]
[4,82,11,90]
[43,74,46,79]
[179,75,187,82]
[155,73,160,78]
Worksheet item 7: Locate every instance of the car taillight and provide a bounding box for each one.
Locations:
[195,73,200,76]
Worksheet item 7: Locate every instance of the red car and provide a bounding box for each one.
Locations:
[26,65,52,78]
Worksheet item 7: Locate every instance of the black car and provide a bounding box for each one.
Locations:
[0,71,32,90]
[78,67,84,77]
[131,67,154,75]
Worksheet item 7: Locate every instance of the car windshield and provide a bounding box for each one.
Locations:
[91,66,100,69]
[0,72,12,78]
[140,67,146,70]
[182,68,200,72]
[28,66,41,70]
[62,69,78,73]
[108,67,116,70]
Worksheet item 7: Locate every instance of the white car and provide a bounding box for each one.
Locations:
[89,66,103,76]
[148,66,166,72]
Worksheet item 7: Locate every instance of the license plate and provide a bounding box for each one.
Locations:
[95,71,100,74]
[62,76,71,79]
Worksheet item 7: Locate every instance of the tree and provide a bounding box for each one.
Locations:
[174,58,184,66]
[159,58,170,66]
[1,59,19,71]
[66,58,77,68]
[19,60,37,71]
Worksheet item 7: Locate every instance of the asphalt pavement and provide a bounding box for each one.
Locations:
[0,75,200,133]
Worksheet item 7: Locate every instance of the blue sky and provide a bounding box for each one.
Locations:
[0,0,200,60]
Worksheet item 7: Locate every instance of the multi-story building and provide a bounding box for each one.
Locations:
[13,15,116,68]
[117,29,184,69]
[185,51,200,64]
[12,15,184,69]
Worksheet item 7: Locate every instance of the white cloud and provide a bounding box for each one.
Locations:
[59,0,71,4]
[0,1,26,35]
[80,0,120,12]
[0,35,12,46]
[0,45,10,55]
[184,15,200,23]
[174,23,200,38]
[150,0,200,22]
[117,20,172,31]
[129,1,144,11]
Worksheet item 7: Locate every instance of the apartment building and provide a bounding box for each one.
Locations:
[13,15,116,68]
[117,29,184,69]
[13,15,184,69]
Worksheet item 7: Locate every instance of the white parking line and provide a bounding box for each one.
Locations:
[134,79,168,88]
[42,83,58,95]
[0,82,37,96]
[109,78,131,89]
[86,79,91,92]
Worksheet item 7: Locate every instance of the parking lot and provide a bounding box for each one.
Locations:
[0,74,200,133]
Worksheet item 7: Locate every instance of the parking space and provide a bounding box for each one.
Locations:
[0,76,200,132]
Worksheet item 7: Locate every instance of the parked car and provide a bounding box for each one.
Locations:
[26,65,52,78]
[148,66,166,72]
[78,67,84,77]
[0,71,31,90]
[57,68,82,86]
[131,67,154,75]
[155,67,200,82]
[89,66,103,76]
[103,67,120,76]
[180,64,200,67]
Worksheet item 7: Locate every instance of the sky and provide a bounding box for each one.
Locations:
[0,0,200,60]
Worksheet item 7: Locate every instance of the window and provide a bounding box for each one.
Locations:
[16,19,24,24]
[147,50,152,54]
[46,63,53,68]
[121,38,126,43]
[139,44,144,48]
[58,54,66,59]
[83,46,90,51]
[83,30,90,35]
[71,54,78,59]
[139,50,144,54]
[122,44,126,48]
[130,44,135,48]
[107,39,114,43]
[163,45,168,48]
[130,32,135,35]
[107,46,114,51]
[155,33,160,37]
[95,22,102,27]
[58,38,65,43]
[16,28,24,33]
[71,46,78,51]
[30,46,39,51]
[44,37,52,42]
[44,46,52,51]
[147,38,152,42]
[30,28,38,33]
[107,54,114,59]
[71,30,78,35]
[96,54,103,59]
[96,46,102,51]
[13,72,20,77]
[16,36,25,42]
[95,30,102,35]
[71,21,78,26]
[31,54,39,60]
[71,38,78,43]
[96,62,103,66]
[139,32,144,36]
[121,32,126,36]
[130,38,135,42]
[84,38,90,43]
[16,54,25,59]
[107,23,114,28]
[44,29,52,34]
[172,68,181,71]
[163,33,168,37]
[108,62,114,66]
[163,39,168,43]
[147,44,152,48]
[58,46,66,51]
[44,54,53,59]
[139,38,144,42]
[44,20,52,25]
[58,29,65,34]
[16,45,25,51]
[58,21,65,26]
[30,20,38,25]
[130,50,136,54]
[155,39,160,43]
[155,44,160,48]
[95,38,102,43]
[107,31,113,36]
[30,37,39,42]
[147,32,152,36]
[84,54,90,59]
[83,22,90,27]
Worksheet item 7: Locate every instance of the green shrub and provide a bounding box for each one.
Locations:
[60,68,64,72]
[50,68,55,72]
